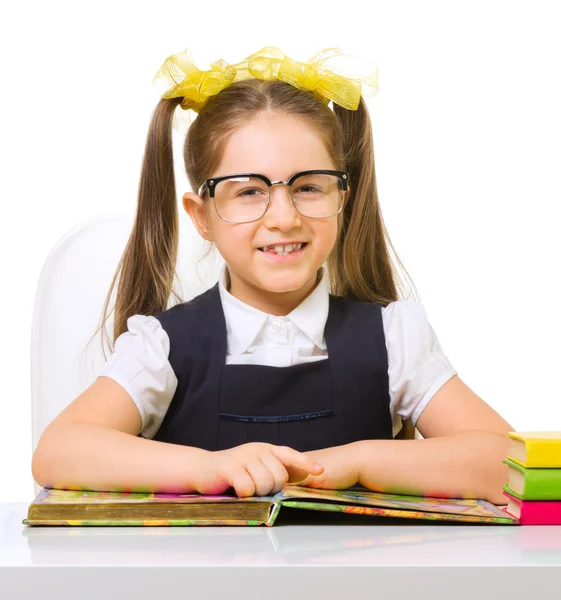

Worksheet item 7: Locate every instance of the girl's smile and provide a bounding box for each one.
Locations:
[258,241,307,259]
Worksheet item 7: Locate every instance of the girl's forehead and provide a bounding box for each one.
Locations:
[217,113,334,177]
[229,111,321,140]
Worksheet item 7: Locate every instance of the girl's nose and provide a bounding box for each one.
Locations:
[262,184,302,229]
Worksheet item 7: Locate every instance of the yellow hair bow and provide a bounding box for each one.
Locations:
[153,46,379,116]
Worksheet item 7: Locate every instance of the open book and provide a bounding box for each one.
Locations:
[23,485,518,526]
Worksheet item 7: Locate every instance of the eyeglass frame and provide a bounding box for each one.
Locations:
[197,169,350,223]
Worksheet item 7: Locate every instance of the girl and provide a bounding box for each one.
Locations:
[31,47,513,505]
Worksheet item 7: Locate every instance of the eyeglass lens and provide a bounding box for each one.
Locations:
[213,173,344,223]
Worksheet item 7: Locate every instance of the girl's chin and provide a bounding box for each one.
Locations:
[251,271,317,295]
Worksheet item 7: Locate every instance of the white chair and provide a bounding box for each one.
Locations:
[30,212,224,496]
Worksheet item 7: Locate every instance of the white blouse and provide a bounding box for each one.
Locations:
[100,265,457,439]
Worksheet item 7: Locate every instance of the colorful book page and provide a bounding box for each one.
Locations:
[279,500,516,524]
[277,486,513,520]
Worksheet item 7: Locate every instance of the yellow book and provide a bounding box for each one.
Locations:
[508,432,561,468]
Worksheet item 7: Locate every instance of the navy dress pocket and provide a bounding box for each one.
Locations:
[217,360,334,451]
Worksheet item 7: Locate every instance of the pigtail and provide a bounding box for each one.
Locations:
[90,97,184,359]
[330,99,417,307]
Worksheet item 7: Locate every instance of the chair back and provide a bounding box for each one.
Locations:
[30,213,223,495]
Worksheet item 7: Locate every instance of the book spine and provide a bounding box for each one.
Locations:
[266,502,282,526]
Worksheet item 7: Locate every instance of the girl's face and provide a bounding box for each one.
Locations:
[183,111,349,315]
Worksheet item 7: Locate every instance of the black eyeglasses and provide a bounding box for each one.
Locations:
[197,169,350,223]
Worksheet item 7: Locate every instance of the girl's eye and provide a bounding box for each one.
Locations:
[239,188,265,196]
[295,185,321,193]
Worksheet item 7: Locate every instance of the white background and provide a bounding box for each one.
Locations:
[1,0,559,502]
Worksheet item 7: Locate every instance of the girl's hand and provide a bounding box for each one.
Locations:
[288,443,361,490]
[194,442,324,497]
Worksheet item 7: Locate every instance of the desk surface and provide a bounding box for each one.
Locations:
[4,502,561,599]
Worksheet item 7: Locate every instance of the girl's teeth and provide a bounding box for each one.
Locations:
[262,243,303,255]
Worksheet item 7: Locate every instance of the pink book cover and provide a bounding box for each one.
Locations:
[502,490,561,525]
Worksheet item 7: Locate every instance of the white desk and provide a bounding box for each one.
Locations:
[3,502,561,599]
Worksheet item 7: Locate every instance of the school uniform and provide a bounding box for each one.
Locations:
[100,265,457,452]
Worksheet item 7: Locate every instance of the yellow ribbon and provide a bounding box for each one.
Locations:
[153,46,379,114]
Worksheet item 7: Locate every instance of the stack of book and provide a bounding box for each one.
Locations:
[502,431,561,525]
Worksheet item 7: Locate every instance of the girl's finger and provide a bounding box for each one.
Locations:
[224,466,255,498]
[245,459,275,497]
[271,446,324,476]
[260,453,290,495]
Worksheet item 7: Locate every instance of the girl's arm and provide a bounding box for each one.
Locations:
[33,420,210,494]
[295,375,514,505]
[361,374,513,504]
[355,430,509,505]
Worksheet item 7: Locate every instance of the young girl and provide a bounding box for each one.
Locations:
[32,47,513,505]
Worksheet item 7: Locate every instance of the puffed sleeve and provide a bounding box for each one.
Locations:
[381,300,458,437]
[99,315,178,439]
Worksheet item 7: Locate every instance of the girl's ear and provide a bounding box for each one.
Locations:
[182,192,213,241]
[337,186,351,234]
[343,185,351,208]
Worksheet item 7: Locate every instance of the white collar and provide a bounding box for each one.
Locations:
[217,263,329,354]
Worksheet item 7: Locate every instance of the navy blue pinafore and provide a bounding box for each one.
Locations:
[151,283,393,451]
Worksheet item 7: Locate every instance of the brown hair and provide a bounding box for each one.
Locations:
[89,79,420,440]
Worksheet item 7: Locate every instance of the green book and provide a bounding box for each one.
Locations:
[503,457,561,500]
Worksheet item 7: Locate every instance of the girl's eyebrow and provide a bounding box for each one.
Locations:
[217,170,325,180]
